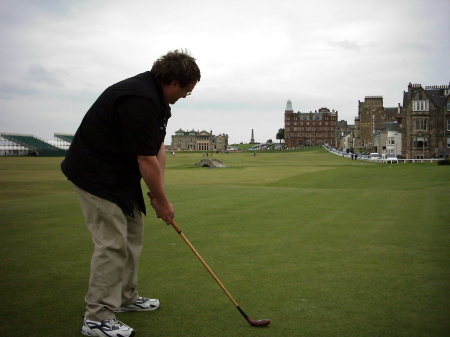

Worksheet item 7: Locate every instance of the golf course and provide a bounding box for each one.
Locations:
[1,148,449,337]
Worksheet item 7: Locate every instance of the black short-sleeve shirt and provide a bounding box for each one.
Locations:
[61,72,171,216]
[117,96,166,156]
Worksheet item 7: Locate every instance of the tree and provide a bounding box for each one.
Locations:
[276,128,285,143]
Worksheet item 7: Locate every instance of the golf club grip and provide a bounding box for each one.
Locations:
[171,220,240,308]
[170,219,182,234]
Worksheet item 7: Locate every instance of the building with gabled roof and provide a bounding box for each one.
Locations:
[401,83,450,159]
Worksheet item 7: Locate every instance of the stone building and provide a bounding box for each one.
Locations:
[284,100,338,148]
[170,129,229,152]
[354,96,401,151]
[401,83,450,159]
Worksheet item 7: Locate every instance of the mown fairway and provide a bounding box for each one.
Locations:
[0,149,449,337]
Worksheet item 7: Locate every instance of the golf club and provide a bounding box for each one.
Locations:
[169,219,270,327]
[150,198,270,327]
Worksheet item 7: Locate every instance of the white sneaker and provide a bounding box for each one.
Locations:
[81,316,134,337]
[115,297,160,312]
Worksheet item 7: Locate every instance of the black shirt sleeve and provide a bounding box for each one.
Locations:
[115,95,163,156]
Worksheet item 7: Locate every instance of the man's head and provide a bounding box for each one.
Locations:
[151,49,201,105]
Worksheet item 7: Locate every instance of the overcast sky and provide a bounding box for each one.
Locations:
[1,0,449,144]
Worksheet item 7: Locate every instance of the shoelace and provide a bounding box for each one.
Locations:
[104,319,124,329]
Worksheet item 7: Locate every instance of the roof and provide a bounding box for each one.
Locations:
[384,107,400,119]
[425,88,449,108]
[375,121,402,132]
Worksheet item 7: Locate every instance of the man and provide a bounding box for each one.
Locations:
[61,50,201,337]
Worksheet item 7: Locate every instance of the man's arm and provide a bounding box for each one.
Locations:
[137,144,174,223]
[156,143,166,179]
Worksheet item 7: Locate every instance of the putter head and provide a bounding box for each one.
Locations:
[247,318,271,327]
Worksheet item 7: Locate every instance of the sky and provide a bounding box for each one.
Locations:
[1,0,449,145]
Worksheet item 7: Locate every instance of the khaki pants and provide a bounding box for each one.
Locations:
[75,186,143,321]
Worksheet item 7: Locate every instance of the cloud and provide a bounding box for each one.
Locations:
[329,40,364,52]
[26,63,64,87]
[0,0,449,144]
[0,82,38,100]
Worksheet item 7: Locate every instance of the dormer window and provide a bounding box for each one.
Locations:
[413,100,429,111]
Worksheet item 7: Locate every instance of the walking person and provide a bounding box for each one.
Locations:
[61,50,201,337]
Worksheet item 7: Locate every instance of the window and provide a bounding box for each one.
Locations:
[447,137,450,148]
[388,137,395,145]
[412,100,429,111]
[415,118,428,131]
[447,119,450,131]
[447,102,450,111]
[414,137,428,148]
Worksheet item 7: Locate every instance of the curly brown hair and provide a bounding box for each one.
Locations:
[150,49,201,87]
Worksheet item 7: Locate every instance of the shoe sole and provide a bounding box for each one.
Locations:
[115,306,159,312]
[81,327,95,336]
[115,301,160,312]
[82,326,135,337]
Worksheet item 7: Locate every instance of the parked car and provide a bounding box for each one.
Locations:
[383,153,398,163]
[358,154,369,160]
[369,153,381,161]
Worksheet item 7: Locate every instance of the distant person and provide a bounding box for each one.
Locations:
[61,50,201,337]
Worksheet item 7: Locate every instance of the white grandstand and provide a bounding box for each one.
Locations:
[0,136,28,156]
[0,133,73,156]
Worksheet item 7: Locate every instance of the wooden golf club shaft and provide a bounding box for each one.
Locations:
[170,220,240,308]
[168,219,270,327]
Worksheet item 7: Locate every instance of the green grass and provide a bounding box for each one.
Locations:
[0,150,449,337]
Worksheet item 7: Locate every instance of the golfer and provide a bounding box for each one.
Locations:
[61,49,201,337]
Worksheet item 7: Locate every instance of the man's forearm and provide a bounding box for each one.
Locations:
[157,143,166,177]
[137,155,168,203]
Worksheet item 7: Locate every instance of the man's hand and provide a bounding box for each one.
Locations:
[147,192,174,224]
